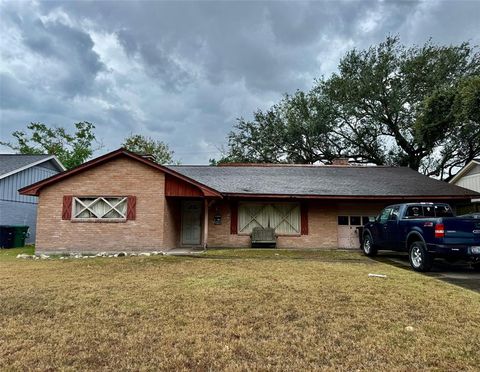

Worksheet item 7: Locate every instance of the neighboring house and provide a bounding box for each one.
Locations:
[19,148,479,254]
[0,154,65,243]
[449,158,480,213]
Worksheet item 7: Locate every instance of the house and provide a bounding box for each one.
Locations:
[1,154,65,243]
[19,148,479,254]
[449,158,480,213]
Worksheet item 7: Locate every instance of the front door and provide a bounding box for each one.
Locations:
[181,200,202,246]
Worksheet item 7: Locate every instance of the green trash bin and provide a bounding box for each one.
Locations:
[12,226,29,248]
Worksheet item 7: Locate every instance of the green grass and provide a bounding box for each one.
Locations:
[0,245,35,261]
[0,247,479,370]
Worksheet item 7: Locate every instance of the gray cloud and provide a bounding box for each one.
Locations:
[1,0,479,163]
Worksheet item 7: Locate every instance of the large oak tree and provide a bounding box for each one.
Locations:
[220,37,480,179]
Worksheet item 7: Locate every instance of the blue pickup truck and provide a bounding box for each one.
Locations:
[362,203,480,272]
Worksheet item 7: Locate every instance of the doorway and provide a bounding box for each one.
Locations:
[181,200,202,246]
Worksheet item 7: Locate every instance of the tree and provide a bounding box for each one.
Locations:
[219,37,480,178]
[122,134,175,164]
[416,76,480,179]
[321,36,479,175]
[0,122,98,169]
[221,90,342,164]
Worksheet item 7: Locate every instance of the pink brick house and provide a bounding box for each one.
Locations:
[19,148,477,254]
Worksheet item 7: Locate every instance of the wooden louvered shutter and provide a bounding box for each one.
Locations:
[230,201,238,234]
[62,195,73,220]
[300,202,308,235]
[126,195,136,220]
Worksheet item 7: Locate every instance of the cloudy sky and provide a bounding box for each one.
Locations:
[1,0,479,163]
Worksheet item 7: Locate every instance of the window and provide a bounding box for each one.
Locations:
[338,216,349,225]
[389,207,400,220]
[73,197,128,220]
[435,205,454,217]
[350,216,361,225]
[405,206,422,219]
[238,203,300,234]
[379,208,392,223]
[423,206,435,217]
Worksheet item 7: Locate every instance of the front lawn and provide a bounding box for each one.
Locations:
[0,248,479,370]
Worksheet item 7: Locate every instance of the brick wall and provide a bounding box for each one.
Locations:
[163,198,181,248]
[35,157,168,254]
[206,200,387,249]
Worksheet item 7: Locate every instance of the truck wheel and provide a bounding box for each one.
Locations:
[362,235,377,257]
[409,241,433,272]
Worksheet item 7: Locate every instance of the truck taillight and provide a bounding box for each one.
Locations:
[435,223,445,238]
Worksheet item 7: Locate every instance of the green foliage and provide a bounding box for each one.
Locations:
[122,134,175,164]
[0,122,98,169]
[222,90,342,164]
[417,76,480,179]
[322,36,479,175]
[219,36,480,178]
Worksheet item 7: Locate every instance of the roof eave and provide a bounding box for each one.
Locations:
[19,148,222,198]
[449,159,480,184]
[0,155,66,181]
[223,193,477,200]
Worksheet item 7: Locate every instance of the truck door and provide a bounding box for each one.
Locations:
[386,206,400,250]
[375,207,393,248]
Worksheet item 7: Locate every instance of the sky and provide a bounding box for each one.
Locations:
[1,0,479,164]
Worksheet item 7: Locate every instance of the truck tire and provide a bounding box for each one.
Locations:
[362,234,377,257]
[409,241,433,272]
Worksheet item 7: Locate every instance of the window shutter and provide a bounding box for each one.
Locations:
[127,195,136,220]
[301,202,308,235]
[230,201,238,234]
[62,195,73,220]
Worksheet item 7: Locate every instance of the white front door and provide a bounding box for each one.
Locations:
[181,200,202,245]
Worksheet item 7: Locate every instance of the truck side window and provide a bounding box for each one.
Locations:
[389,207,400,220]
[379,208,392,223]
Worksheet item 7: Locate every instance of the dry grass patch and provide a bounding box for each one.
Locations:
[0,248,479,371]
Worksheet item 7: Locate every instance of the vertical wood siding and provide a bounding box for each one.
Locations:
[455,173,480,194]
[0,165,58,204]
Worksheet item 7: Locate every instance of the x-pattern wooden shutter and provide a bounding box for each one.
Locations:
[271,204,300,233]
[62,195,73,220]
[239,204,267,233]
[126,195,136,220]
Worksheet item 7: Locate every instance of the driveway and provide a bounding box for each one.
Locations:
[375,251,480,293]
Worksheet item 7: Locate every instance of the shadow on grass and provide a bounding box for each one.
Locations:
[373,251,480,293]
[186,249,376,264]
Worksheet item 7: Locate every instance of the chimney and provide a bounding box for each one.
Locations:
[331,158,350,166]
